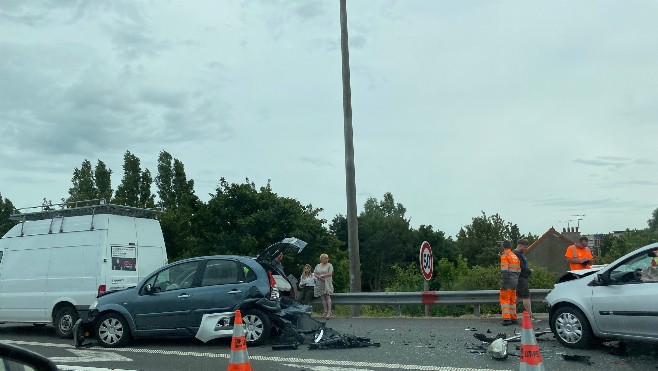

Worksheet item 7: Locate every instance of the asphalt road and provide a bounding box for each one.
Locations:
[1,315,657,370]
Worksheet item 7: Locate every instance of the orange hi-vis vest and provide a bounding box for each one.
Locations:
[501,249,521,273]
[566,244,593,271]
[500,249,521,289]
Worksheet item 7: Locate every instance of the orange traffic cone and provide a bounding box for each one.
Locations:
[227,310,251,371]
[520,311,545,371]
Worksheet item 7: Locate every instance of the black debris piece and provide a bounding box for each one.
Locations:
[272,342,299,350]
[473,332,506,343]
[309,326,380,350]
[558,352,593,365]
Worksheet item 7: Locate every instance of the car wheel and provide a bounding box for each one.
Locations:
[242,309,271,346]
[96,313,131,348]
[552,306,593,349]
[54,306,78,339]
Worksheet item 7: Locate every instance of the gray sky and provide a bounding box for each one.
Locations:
[1,0,657,238]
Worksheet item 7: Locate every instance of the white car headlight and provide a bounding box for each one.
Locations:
[89,300,98,310]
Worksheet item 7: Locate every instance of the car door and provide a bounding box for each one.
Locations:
[132,261,201,331]
[592,250,658,338]
[189,259,254,330]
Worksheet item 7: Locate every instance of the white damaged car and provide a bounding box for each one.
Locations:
[546,242,658,348]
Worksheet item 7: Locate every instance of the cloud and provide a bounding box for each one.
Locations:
[299,156,334,168]
[536,197,645,210]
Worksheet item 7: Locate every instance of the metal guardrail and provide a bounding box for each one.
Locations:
[310,289,552,316]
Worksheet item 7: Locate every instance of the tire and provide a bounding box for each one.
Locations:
[54,306,79,339]
[96,313,131,348]
[551,306,593,349]
[242,309,271,346]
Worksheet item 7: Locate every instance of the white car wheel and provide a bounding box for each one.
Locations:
[242,309,271,346]
[552,306,592,349]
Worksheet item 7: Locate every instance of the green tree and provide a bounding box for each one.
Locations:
[413,224,457,264]
[172,159,197,209]
[649,207,658,234]
[139,169,155,208]
[599,229,658,264]
[455,212,522,267]
[0,193,18,236]
[113,151,152,207]
[357,193,414,291]
[155,151,175,208]
[193,178,344,289]
[68,159,97,204]
[95,160,113,202]
[155,152,202,261]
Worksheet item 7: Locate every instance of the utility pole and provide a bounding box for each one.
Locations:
[572,214,585,229]
[339,0,362,316]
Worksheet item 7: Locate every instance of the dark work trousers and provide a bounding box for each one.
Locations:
[300,286,315,304]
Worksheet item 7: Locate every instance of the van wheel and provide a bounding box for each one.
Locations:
[96,313,131,348]
[54,307,79,339]
[552,306,593,349]
[242,309,271,346]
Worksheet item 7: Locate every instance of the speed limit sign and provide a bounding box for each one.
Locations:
[419,241,433,281]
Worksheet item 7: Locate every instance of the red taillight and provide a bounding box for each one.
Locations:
[267,271,279,300]
[97,285,106,297]
[267,271,276,287]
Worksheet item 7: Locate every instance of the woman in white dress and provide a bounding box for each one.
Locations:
[313,253,334,318]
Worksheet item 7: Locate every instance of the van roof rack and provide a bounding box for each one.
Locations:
[9,199,163,221]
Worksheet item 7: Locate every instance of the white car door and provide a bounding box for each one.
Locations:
[592,251,658,338]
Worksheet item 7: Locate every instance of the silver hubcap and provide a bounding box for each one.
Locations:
[99,317,124,345]
[59,314,73,332]
[243,314,264,342]
[556,312,582,344]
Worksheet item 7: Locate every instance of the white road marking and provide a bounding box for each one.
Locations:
[1,339,508,371]
[49,349,132,363]
[57,366,139,371]
[284,364,375,371]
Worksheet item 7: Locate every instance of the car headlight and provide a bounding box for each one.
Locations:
[89,300,98,310]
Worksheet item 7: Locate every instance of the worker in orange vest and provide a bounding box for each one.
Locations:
[565,236,594,271]
[500,240,520,326]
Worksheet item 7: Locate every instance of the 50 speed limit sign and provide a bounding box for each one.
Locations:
[419,241,433,281]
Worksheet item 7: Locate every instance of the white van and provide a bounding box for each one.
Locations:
[0,201,168,338]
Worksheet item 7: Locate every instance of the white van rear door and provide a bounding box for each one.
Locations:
[107,244,139,291]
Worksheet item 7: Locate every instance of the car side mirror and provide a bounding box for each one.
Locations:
[595,272,609,286]
[145,283,153,294]
[0,343,58,371]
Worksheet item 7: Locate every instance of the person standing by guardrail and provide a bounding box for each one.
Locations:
[314,253,334,319]
[565,236,593,271]
[513,239,540,322]
[299,264,316,304]
[500,240,520,326]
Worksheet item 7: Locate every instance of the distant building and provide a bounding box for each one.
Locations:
[526,227,627,274]
[526,227,579,274]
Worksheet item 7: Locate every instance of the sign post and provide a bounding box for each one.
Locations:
[419,241,433,317]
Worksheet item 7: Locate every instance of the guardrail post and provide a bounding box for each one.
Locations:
[396,305,401,317]
[473,304,481,317]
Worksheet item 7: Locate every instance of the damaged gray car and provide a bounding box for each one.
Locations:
[80,237,307,348]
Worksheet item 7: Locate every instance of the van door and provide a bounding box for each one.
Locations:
[0,236,52,322]
[107,245,139,291]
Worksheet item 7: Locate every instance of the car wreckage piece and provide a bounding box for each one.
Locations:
[268,301,380,350]
[473,329,553,360]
